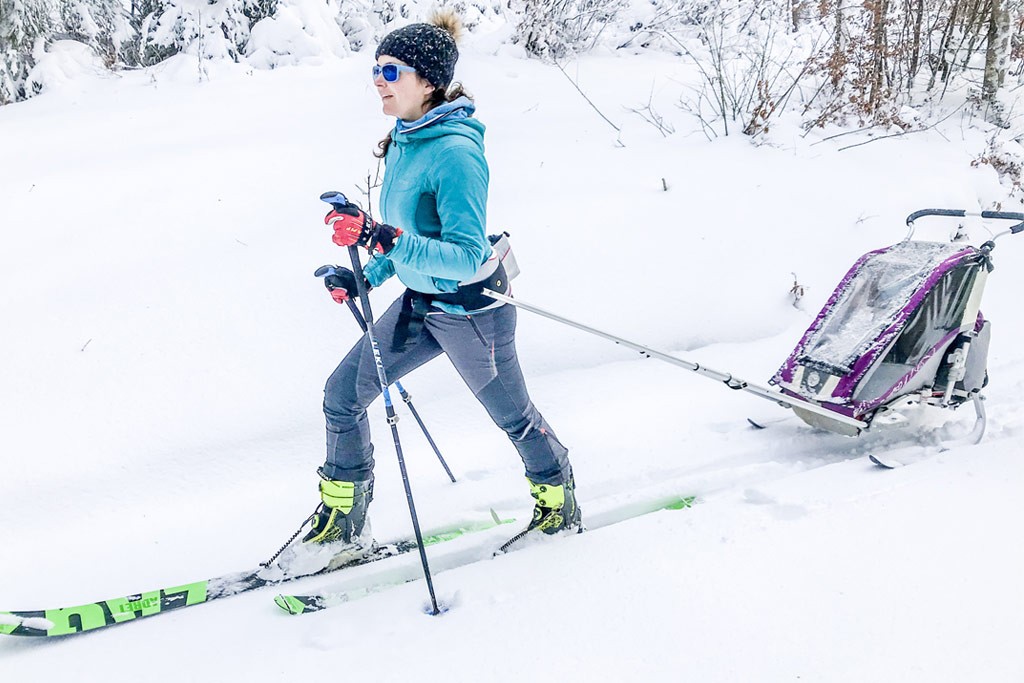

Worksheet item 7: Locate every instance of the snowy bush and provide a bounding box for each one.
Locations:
[663,1,816,138]
[973,133,1024,205]
[0,0,54,103]
[25,37,108,94]
[133,0,277,67]
[58,0,133,65]
[1,0,136,101]
[508,0,630,59]
[615,0,715,51]
[245,0,349,68]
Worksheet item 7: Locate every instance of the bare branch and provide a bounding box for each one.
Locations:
[554,60,623,140]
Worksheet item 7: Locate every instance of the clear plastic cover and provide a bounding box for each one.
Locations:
[801,241,967,373]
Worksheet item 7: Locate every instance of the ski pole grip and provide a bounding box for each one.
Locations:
[320,190,352,212]
[314,265,368,330]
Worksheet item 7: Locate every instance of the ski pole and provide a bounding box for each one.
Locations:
[481,288,867,434]
[341,298,457,484]
[321,191,441,615]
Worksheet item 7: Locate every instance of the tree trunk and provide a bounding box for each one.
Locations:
[982,0,1007,101]
[868,0,890,114]
[791,0,807,31]
[831,0,844,88]
[930,0,962,90]
[908,0,925,89]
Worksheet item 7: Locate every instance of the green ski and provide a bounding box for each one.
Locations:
[275,494,698,615]
[0,514,515,637]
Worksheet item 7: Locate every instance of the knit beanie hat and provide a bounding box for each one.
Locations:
[375,13,461,89]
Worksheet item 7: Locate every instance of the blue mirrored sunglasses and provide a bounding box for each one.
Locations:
[372,64,417,82]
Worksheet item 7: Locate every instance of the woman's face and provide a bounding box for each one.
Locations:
[375,55,434,121]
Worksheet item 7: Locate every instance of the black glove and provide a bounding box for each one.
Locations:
[313,265,370,304]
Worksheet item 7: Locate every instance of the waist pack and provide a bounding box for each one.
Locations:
[393,232,520,351]
[435,232,518,310]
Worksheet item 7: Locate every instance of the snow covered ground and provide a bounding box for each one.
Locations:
[1,39,1023,681]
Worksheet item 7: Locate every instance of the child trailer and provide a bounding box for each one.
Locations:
[483,209,1023,439]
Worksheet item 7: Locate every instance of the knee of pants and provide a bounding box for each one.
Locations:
[324,368,382,423]
[324,383,359,418]
[324,378,369,424]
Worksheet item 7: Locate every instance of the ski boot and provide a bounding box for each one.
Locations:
[302,474,373,547]
[262,472,375,579]
[498,476,582,553]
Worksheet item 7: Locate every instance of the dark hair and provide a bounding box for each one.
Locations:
[374,82,473,159]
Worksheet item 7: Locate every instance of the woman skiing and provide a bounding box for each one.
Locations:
[300,12,581,561]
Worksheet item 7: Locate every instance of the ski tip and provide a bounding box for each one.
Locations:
[0,613,22,636]
[664,495,698,510]
[274,594,313,615]
[0,612,55,637]
[747,418,767,430]
[480,512,518,531]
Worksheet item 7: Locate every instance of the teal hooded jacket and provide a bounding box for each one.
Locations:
[363,98,490,310]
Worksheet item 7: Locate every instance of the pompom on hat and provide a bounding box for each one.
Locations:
[375,11,462,89]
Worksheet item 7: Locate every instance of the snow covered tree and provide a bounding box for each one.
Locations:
[0,0,54,103]
[983,0,1016,100]
[134,0,277,67]
[58,0,134,64]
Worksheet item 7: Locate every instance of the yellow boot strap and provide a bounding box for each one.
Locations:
[319,479,356,514]
[529,480,565,509]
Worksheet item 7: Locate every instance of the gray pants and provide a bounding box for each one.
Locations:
[322,297,572,485]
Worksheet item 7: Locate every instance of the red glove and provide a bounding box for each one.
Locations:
[325,206,402,253]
